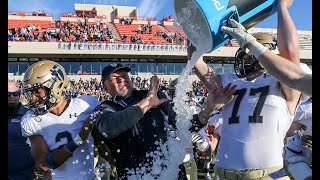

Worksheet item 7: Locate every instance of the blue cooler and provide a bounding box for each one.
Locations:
[174,0,278,53]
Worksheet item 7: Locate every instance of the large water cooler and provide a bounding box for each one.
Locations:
[174,0,278,53]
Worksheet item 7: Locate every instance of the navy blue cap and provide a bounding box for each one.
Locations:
[101,63,131,83]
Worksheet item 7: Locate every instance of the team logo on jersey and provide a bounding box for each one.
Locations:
[11,118,20,123]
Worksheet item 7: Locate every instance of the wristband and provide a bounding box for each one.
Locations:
[247,41,268,58]
[65,140,78,153]
[45,153,58,169]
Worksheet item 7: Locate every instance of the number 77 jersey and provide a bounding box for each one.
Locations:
[216,72,294,170]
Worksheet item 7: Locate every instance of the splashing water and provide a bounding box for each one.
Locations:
[156,2,210,178]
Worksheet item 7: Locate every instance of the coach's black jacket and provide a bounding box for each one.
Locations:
[94,89,202,179]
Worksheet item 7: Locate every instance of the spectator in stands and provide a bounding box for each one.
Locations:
[148,21,151,28]
[68,12,72,17]
[143,24,147,34]
[109,34,115,43]
[85,16,89,26]
[38,10,41,16]
[8,31,14,41]
[8,81,35,180]
[78,19,82,26]
[32,11,36,16]
[137,25,141,34]
[122,34,128,43]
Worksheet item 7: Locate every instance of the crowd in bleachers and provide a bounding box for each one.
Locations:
[11,77,209,106]
[53,18,116,43]
[8,10,243,46]
[8,25,41,42]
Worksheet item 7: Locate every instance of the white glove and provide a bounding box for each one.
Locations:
[191,133,209,152]
[221,19,268,58]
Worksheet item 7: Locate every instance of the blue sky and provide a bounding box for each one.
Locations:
[8,0,311,30]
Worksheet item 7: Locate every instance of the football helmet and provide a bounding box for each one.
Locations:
[234,32,278,78]
[23,60,69,115]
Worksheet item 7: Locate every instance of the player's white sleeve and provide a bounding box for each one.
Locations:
[294,99,312,136]
[20,110,43,137]
[77,95,101,113]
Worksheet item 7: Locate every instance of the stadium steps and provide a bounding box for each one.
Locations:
[157,25,171,44]
[108,23,121,41]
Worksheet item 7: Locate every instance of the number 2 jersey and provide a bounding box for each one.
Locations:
[217,73,294,170]
[21,95,100,180]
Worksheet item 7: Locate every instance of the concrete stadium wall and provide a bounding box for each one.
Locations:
[60,16,108,23]
[8,42,312,60]
[74,4,136,23]
[8,15,54,21]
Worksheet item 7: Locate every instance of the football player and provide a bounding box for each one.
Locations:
[189,0,301,179]
[283,99,312,180]
[21,60,101,179]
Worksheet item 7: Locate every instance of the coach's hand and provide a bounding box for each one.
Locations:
[136,75,168,114]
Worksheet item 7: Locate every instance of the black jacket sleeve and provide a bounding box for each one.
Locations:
[95,105,144,139]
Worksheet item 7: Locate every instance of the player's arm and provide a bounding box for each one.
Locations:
[207,133,220,154]
[187,43,223,91]
[275,0,302,113]
[29,115,94,172]
[257,51,312,97]
[28,134,74,179]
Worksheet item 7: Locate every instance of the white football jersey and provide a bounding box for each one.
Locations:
[294,99,312,136]
[21,95,100,180]
[217,73,294,169]
[299,63,312,101]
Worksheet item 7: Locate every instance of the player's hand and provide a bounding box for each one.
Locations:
[221,19,256,49]
[278,0,294,9]
[43,170,52,180]
[205,82,237,111]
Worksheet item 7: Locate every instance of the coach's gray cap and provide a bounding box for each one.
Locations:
[101,63,131,83]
